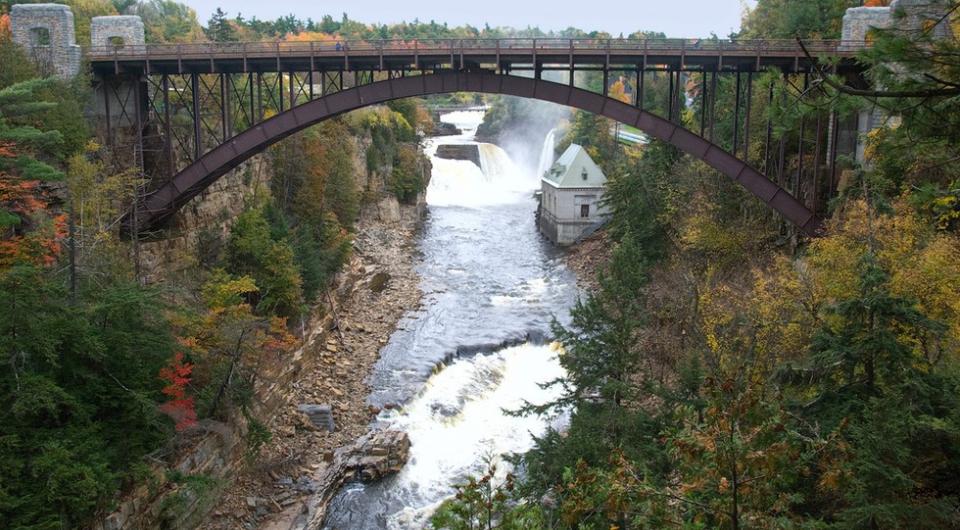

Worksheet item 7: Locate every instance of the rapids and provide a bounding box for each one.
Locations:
[322,110,578,529]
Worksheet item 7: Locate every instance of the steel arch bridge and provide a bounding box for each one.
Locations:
[85,38,867,236]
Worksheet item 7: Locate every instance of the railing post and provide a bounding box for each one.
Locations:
[242,41,248,72]
[680,38,685,70]
[414,39,419,70]
[177,43,182,73]
[718,39,724,70]
[569,39,574,87]
[496,39,501,74]
[379,40,384,71]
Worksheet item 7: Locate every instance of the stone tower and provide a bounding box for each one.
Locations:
[9,3,82,79]
[90,15,146,49]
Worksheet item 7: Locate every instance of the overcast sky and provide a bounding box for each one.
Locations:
[185,0,757,38]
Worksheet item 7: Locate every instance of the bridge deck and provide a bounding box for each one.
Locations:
[87,38,862,75]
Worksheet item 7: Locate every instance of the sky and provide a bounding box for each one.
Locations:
[186,0,758,38]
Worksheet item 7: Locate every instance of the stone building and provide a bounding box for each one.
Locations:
[537,144,610,246]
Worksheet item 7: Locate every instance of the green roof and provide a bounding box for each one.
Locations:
[542,144,607,188]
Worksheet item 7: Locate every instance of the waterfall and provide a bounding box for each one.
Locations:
[426,111,538,208]
[536,128,557,180]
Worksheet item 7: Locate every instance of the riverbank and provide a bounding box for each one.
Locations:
[563,229,612,293]
[198,206,425,530]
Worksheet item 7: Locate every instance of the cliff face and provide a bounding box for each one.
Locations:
[100,123,428,530]
[139,155,271,284]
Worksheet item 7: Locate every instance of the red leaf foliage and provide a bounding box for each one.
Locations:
[158,352,197,431]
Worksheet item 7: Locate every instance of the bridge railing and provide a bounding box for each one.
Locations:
[84,38,856,61]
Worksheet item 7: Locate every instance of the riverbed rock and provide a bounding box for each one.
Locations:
[298,429,411,529]
[344,429,410,483]
[435,144,481,167]
[433,122,462,136]
[297,404,336,432]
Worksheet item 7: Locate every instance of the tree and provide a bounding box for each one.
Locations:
[205,7,238,42]
[225,207,303,318]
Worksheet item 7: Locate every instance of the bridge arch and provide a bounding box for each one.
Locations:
[133,72,821,236]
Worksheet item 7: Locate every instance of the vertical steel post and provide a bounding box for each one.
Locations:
[709,70,717,142]
[639,68,645,111]
[132,76,144,282]
[162,74,172,179]
[733,72,741,157]
[744,71,753,163]
[103,80,113,145]
[667,69,675,122]
[700,71,707,137]
[764,80,773,174]
[249,72,255,125]
[220,74,229,141]
[289,71,295,108]
[827,111,839,199]
[191,73,201,160]
[812,112,824,213]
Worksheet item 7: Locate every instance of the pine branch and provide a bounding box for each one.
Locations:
[796,37,960,98]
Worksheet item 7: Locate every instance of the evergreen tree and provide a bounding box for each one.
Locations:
[205,7,237,42]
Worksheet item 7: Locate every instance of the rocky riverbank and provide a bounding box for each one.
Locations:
[198,207,424,530]
[563,229,611,293]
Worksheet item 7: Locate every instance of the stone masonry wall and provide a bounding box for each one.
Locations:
[90,15,146,48]
[9,3,81,78]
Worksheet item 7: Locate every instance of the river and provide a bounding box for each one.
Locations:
[323,110,579,529]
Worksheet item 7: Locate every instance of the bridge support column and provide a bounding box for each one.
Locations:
[90,15,147,150]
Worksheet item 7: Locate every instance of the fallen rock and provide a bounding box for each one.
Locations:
[297,404,336,432]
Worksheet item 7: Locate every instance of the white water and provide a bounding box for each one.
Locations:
[377,343,566,528]
[324,110,575,530]
[425,111,539,208]
[536,128,557,179]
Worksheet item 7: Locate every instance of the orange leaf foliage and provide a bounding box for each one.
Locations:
[0,14,10,41]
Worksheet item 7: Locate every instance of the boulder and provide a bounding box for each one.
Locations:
[297,404,336,432]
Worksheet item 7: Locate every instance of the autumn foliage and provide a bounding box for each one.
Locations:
[158,352,197,431]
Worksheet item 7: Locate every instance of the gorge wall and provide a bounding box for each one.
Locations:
[99,121,428,530]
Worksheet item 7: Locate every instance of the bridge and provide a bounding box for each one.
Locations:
[11,4,894,237]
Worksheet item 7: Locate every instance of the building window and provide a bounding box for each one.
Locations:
[581,168,588,181]
[29,27,51,46]
[580,204,590,218]
[108,36,125,48]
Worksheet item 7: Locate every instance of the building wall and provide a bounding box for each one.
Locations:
[539,181,610,245]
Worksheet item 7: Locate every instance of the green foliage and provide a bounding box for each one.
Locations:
[390,143,426,204]
[740,0,860,38]
[132,0,205,43]
[204,7,237,42]
[0,35,37,88]
[430,459,546,530]
[0,263,177,529]
[225,207,303,317]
